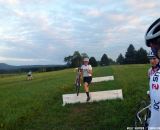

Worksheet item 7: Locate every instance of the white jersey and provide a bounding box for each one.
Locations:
[28,71,32,75]
[81,65,92,77]
[149,69,160,129]
[148,67,159,79]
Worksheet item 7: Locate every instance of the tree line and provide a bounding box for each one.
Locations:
[116,44,148,64]
[64,44,149,67]
[64,51,115,68]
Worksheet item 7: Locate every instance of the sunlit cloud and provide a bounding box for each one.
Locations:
[0,0,159,65]
[86,9,102,17]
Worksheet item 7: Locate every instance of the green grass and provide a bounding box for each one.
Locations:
[0,64,150,130]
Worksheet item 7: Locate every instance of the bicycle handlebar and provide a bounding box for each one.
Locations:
[136,104,151,124]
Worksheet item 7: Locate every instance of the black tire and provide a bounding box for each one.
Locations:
[76,85,80,96]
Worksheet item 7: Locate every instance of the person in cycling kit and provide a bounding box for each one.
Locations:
[145,18,160,129]
[81,58,92,102]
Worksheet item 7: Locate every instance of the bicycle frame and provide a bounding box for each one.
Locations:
[136,104,151,125]
[75,75,81,96]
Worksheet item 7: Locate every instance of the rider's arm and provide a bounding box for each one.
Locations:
[88,69,92,75]
[80,69,83,77]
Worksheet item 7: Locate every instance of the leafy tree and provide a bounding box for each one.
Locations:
[64,55,73,66]
[116,53,125,64]
[97,61,101,66]
[135,48,148,64]
[89,57,98,67]
[125,44,136,64]
[116,45,149,64]
[109,58,116,65]
[64,51,90,67]
[100,54,109,66]
[71,51,82,67]
[81,53,89,59]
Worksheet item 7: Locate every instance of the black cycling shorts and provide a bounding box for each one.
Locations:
[83,76,92,84]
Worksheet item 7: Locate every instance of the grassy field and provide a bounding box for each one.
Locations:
[0,64,150,130]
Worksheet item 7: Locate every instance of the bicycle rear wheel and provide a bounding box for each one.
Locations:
[75,76,81,96]
[76,84,80,96]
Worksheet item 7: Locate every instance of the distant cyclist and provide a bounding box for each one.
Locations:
[81,58,92,101]
[147,51,159,79]
[145,18,160,129]
[27,70,33,80]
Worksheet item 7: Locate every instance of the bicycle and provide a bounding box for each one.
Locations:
[75,74,81,96]
[134,91,151,130]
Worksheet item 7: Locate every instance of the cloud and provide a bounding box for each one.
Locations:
[0,56,48,62]
[0,45,15,51]
[0,56,51,65]
[0,0,19,6]
[85,9,102,17]
[126,0,158,10]
[0,0,159,65]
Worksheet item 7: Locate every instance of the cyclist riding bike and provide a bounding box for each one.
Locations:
[145,18,160,129]
[81,58,92,102]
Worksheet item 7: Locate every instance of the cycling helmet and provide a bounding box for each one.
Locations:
[145,18,160,47]
[83,58,89,62]
[147,51,156,58]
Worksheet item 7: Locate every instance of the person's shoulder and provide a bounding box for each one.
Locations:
[81,65,84,67]
[81,65,84,68]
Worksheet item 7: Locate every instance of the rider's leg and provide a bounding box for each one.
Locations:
[84,82,90,101]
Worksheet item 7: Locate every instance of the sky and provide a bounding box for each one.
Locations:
[0,0,160,65]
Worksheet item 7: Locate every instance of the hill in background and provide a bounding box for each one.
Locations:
[0,63,67,74]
